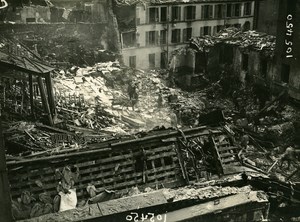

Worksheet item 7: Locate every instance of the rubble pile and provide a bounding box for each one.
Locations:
[191,27,276,57]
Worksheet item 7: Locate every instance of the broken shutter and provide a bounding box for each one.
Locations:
[200,27,204,36]
[209,5,213,18]
[146,31,149,46]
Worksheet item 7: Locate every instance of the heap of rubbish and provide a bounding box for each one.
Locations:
[190,27,276,57]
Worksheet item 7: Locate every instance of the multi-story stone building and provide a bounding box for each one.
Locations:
[115,0,255,69]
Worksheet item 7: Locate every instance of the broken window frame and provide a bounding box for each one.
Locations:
[171,6,181,21]
[148,7,159,23]
[171,29,181,43]
[244,2,252,16]
[121,31,137,48]
[184,5,196,20]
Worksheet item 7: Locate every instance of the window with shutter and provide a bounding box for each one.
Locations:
[185,6,196,20]
[160,30,167,44]
[146,32,149,46]
[171,29,181,43]
[201,5,205,19]
[244,2,252,16]
[183,28,192,42]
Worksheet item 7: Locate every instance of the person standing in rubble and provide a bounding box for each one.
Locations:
[170,112,178,128]
[127,82,138,110]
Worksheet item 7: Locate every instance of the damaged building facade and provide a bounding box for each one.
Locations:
[114,0,255,69]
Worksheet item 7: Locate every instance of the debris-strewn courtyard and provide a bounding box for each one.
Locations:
[1,0,300,222]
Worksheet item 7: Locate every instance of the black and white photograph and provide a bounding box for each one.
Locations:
[0,0,299,221]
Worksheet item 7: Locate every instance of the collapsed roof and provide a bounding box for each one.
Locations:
[190,27,276,57]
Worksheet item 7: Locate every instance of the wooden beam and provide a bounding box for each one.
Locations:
[45,72,56,116]
[37,76,53,126]
[29,73,34,116]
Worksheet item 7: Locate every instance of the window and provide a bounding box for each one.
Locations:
[201,5,213,19]
[281,64,290,83]
[183,28,192,42]
[261,59,268,78]
[129,56,136,68]
[226,4,232,17]
[171,29,181,43]
[122,32,136,48]
[149,7,159,23]
[146,31,159,46]
[172,6,181,21]
[185,6,196,20]
[242,54,248,71]
[149,53,155,69]
[215,4,224,19]
[200,26,211,36]
[160,7,167,22]
[160,30,167,45]
[244,2,252,16]
[233,3,241,17]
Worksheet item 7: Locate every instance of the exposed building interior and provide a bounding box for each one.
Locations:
[0,0,300,221]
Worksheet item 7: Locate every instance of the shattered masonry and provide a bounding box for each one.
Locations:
[0,0,300,222]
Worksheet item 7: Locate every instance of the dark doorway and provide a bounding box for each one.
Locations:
[242,54,248,71]
[161,52,167,69]
[281,64,290,83]
[261,59,267,78]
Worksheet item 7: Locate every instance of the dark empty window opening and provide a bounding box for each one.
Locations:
[242,54,248,71]
[202,5,213,19]
[226,4,232,17]
[281,64,290,83]
[160,7,167,22]
[185,6,196,20]
[149,7,159,23]
[233,3,241,17]
[244,2,252,16]
[215,4,224,19]
[171,29,181,43]
[203,26,211,35]
[172,6,181,21]
[122,32,136,48]
[219,44,233,64]
[261,59,268,78]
